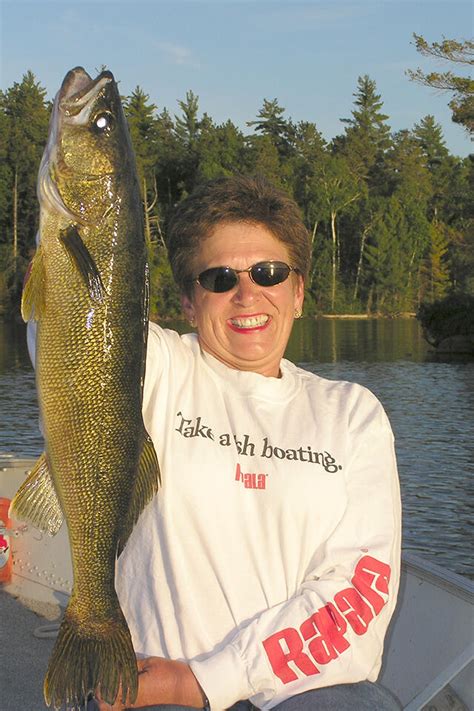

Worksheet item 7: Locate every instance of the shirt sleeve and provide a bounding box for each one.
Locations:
[190,392,402,710]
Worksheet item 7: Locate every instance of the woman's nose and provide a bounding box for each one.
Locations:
[232,271,260,305]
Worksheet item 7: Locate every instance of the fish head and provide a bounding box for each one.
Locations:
[39,67,138,225]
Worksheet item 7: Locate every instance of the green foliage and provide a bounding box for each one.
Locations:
[337,75,392,189]
[247,98,295,159]
[289,121,327,227]
[124,87,159,183]
[420,221,451,302]
[149,245,182,319]
[0,71,50,255]
[0,71,50,312]
[413,115,449,167]
[243,134,284,187]
[408,35,474,135]
[417,293,474,346]
[0,64,470,321]
[0,245,27,319]
[364,195,430,312]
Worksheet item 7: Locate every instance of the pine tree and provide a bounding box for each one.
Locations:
[290,121,326,233]
[196,118,246,181]
[1,71,50,314]
[124,87,159,180]
[365,194,431,312]
[174,90,200,148]
[421,220,451,302]
[154,107,181,210]
[243,134,284,188]
[0,102,11,243]
[413,115,449,167]
[446,155,474,294]
[339,75,392,189]
[386,129,433,203]
[413,116,452,219]
[365,197,406,312]
[124,87,161,245]
[408,35,474,135]
[247,98,294,159]
[214,120,246,174]
[173,90,201,195]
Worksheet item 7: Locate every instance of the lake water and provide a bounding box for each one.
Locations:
[1,317,473,579]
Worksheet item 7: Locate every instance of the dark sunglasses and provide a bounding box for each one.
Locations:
[193,261,297,293]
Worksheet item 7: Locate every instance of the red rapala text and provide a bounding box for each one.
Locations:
[262,555,391,683]
[235,463,267,490]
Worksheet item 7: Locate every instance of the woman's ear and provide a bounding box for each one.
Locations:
[294,274,305,313]
[181,293,196,327]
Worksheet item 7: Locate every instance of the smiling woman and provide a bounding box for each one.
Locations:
[93,174,402,711]
[180,222,304,377]
[166,176,308,376]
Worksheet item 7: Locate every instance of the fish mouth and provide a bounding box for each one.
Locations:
[228,314,270,332]
[37,67,119,225]
[58,66,114,116]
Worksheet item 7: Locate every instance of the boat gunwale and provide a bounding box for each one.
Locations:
[401,551,474,603]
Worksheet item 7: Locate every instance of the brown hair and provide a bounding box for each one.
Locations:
[166,175,311,296]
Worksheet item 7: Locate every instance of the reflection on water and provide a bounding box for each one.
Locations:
[301,359,474,580]
[286,316,431,363]
[1,318,473,579]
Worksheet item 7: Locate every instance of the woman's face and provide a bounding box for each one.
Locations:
[181,221,304,377]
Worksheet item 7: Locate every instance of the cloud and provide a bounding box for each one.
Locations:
[156,41,199,68]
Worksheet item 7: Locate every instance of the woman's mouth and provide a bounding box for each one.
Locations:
[228,314,270,332]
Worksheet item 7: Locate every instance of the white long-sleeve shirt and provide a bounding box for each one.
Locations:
[116,322,401,710]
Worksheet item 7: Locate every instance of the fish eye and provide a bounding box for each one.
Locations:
[92,112,114,134]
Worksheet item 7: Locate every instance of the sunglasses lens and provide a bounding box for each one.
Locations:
[198,267,238,292]
[196,261,293,292]
[251,262,291,286]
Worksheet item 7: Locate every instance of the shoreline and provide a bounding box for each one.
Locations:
[317,312,416,320]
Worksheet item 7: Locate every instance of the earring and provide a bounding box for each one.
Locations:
[189,318,196,328]
[294,308,302,319]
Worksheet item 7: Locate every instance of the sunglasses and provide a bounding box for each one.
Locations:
[193,261,297,293]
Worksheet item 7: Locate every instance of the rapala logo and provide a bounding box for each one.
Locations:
[235,463,267,490]
[262,555,391,683]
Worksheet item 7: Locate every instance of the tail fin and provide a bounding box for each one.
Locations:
[44,603,138,709]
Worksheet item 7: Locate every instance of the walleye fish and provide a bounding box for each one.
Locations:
[11,67,159,709]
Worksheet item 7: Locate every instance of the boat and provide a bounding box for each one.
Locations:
[1,456,473,711]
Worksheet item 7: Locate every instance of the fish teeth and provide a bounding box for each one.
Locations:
[230,315,269,328]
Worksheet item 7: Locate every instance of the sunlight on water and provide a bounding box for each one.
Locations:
[1,318,473,579]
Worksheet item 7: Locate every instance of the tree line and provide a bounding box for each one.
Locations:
[1,38,472,320]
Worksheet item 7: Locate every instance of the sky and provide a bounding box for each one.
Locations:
[0,0,472,157]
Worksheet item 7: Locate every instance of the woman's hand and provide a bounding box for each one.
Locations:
[95,656,206,710]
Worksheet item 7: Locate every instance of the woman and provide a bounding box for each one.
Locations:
[98,175,402,711]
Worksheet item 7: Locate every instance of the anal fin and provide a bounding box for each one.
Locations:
[10,452,63,535]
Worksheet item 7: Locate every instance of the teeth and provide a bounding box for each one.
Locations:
[230,315,269,328]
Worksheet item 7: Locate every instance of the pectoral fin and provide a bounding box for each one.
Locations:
[10,452,63,535]
[21,246,46,321]
[60,225,105,302]
[117,432,160,555]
